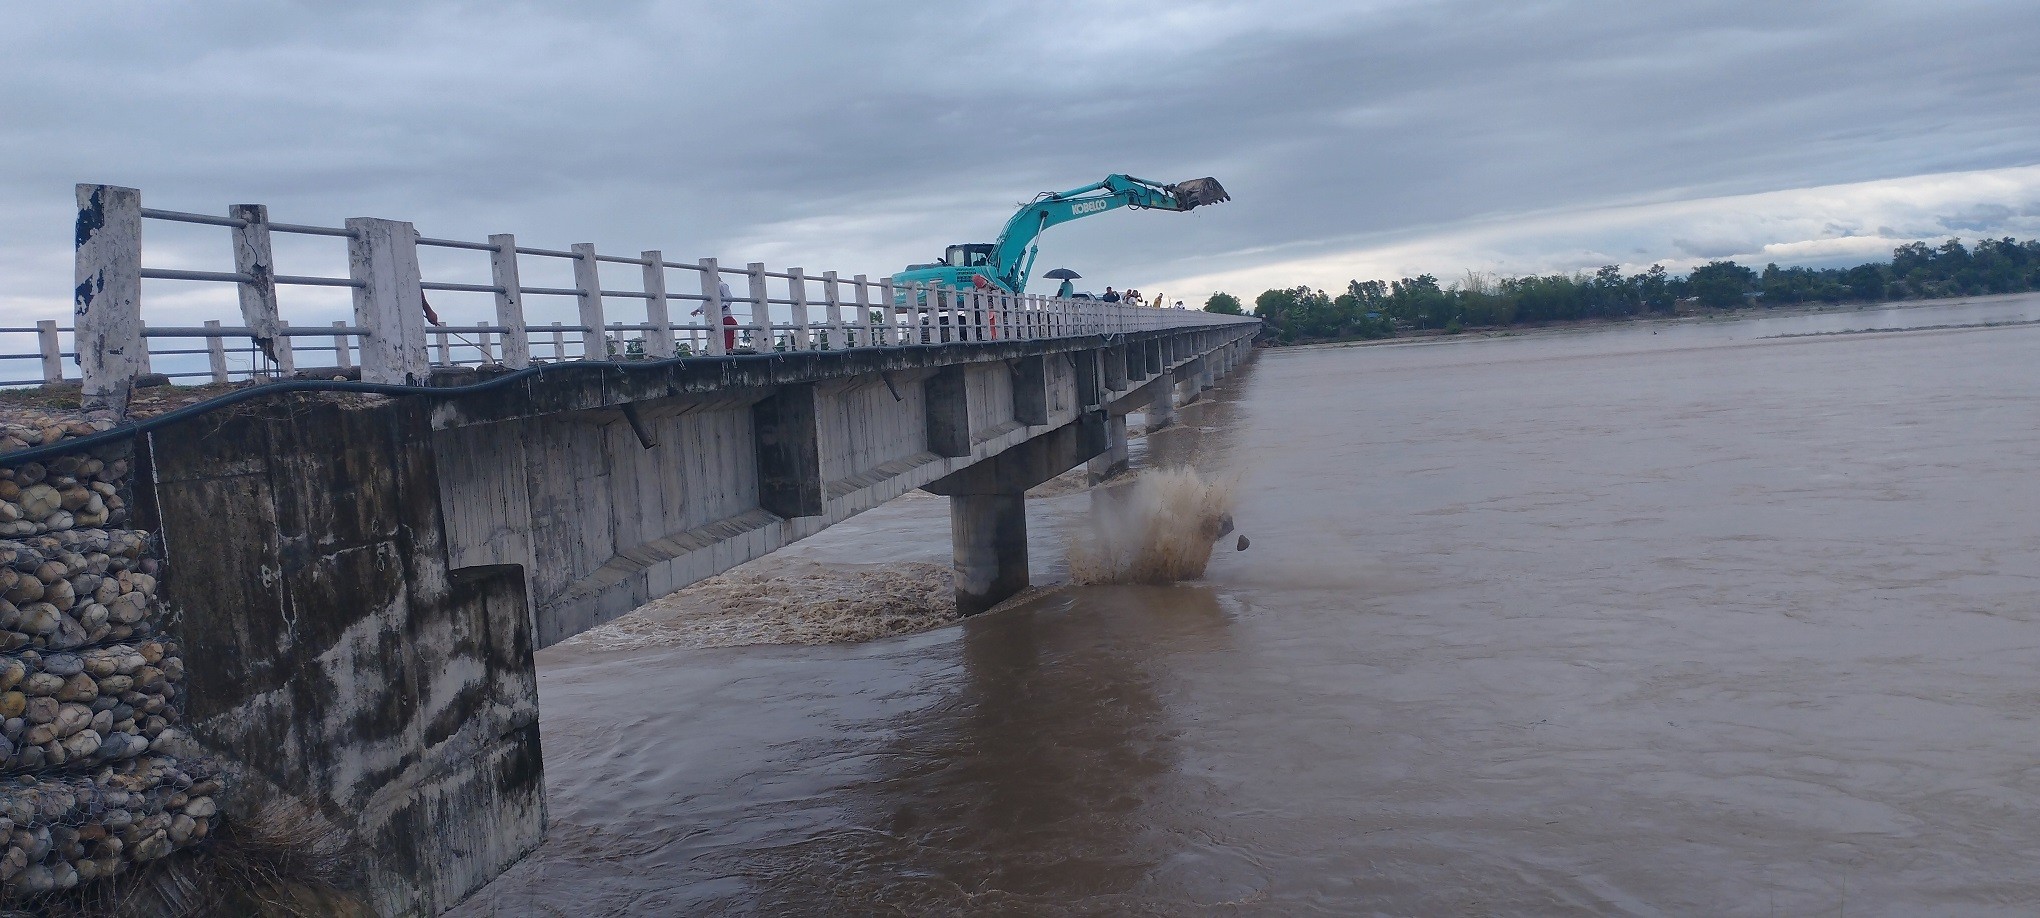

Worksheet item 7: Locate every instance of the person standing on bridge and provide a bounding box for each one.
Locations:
[1102,287,1121,303]
[1057,277,1075,299]
[692,279,740,352]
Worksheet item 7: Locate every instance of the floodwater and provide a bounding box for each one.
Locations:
[457,295,2040,916]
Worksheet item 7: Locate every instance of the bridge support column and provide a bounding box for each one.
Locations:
[949,492,1029,616]
[926,413,1108,614]
[1148,381,1177,432]
[1087,413,1129,483]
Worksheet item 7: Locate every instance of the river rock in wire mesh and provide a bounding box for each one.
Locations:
[0,530,161,652]
[0,754,220,895]
[0,452,134,538]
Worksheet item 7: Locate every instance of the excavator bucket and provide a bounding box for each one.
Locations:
[1168,177,1231,210]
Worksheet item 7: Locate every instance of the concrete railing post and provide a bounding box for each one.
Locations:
[272,319,293,376]
[879,278,900,346]
[853,274,875,347]
[746,262,772,351]
[35,320,62,384]
[822,270,846,349]
[571,243,606,359]
[75,184,145,413]
[204,320,229,383]
[332,320,352,371]
[786,267,811,351]
[910,283,925,343]
[698,258,727,356]
[346,217,431,384]
[228,203,283,362]
[489,234,532,368]
[641,250,675,359]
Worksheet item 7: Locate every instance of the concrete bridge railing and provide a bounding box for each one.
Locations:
[56,183,1255,415]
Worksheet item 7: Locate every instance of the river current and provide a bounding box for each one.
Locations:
[457,295,2040,916]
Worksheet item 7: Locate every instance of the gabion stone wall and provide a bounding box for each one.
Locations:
[0,415,218,899]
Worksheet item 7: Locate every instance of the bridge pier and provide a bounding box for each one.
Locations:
[1087,413,1129,483]
[949,492,1030,616]
[1147,382,1177,432]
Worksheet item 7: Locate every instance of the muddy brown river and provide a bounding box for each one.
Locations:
[457,296,2040,916]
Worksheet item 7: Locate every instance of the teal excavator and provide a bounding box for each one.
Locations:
[892,174,1230,299]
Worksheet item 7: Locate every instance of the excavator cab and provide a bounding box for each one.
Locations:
[1167,177,1230,210]
[944,244,995,268]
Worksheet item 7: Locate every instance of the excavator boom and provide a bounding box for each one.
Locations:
[893,174,1230,299]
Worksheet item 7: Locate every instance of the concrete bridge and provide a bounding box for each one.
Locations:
[28,185,1258,913]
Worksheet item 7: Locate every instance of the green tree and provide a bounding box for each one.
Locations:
[1635,265,1674,312]
[1844,263,1887,302]
[1388,274,1451,328]
[1689,260,1756,309]
[1204,292,1244,315]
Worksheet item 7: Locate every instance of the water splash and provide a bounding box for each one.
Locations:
[1069,466,1238,584]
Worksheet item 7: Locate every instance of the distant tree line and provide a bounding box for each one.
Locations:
[1213,237,2040,344]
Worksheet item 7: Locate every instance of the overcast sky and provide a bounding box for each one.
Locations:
[4,0,2038,326]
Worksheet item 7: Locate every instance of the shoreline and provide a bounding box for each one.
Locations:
[1269,290,2040,351]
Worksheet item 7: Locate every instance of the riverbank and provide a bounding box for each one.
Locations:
[1273,290,2040,351]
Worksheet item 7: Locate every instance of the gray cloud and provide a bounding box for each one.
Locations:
[1940,204,2018,232]
[1674,238,1759,260]
[3,0,2038,320]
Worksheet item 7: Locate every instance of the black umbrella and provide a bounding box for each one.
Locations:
[1041,268,1082,280]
